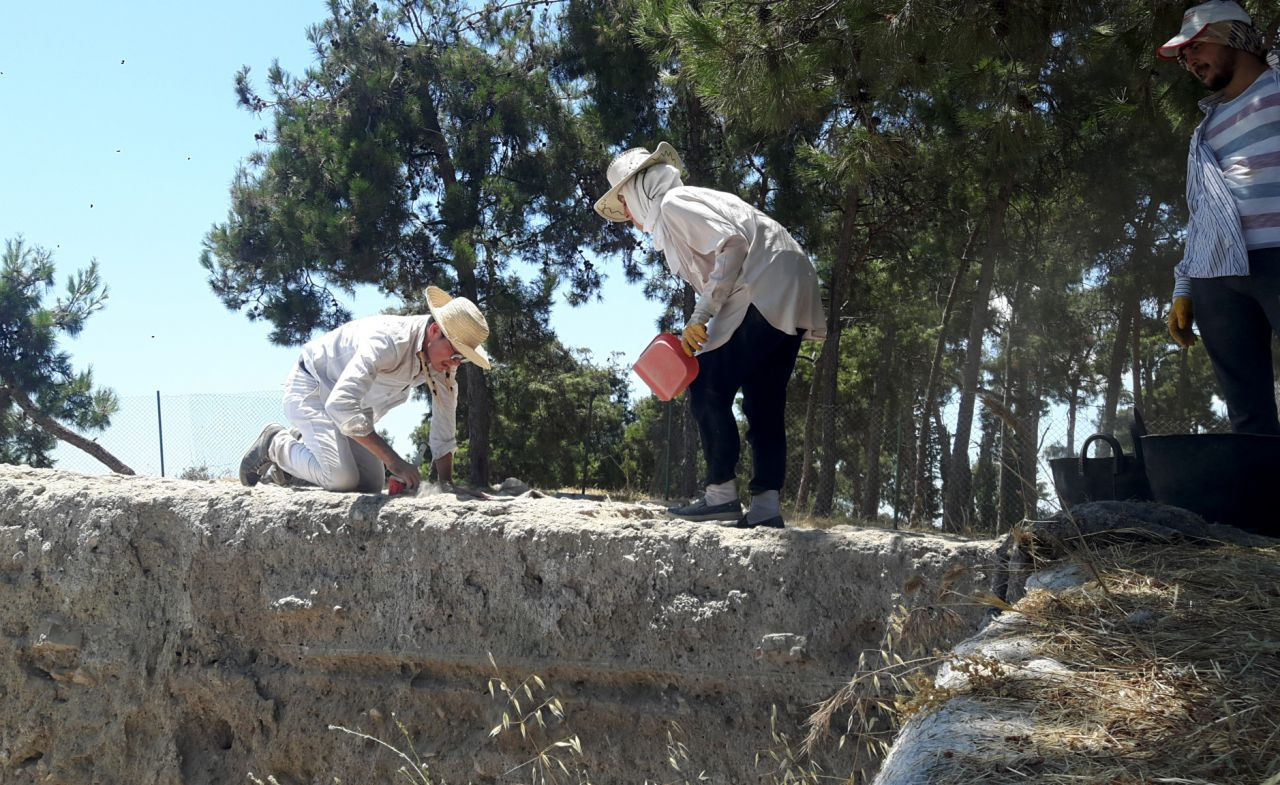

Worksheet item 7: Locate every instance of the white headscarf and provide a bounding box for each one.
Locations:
[619,164,683,234]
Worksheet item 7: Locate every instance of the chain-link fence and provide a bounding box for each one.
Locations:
[620,396,1232,531]
[50,391,286,479]
[44,388,1230,532]
[760,401,1230,532]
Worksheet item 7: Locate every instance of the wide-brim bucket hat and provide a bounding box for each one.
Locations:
[593,142,685,222]
[425,285,492,369]
[1157,0,1252,59]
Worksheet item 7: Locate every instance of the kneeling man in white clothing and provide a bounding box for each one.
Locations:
[238,285,490,493]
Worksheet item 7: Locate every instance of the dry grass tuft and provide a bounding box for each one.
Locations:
[968,540,1280,784]
[807,538,1280,784]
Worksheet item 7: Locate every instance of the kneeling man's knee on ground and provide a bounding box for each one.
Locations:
[320,465,362,492]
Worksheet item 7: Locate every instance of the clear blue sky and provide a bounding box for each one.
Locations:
[1,0,659,473]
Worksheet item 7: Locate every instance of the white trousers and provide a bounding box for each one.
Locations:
[269,365,386,493]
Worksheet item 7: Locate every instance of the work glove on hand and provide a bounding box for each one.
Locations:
[1167,296,1197,348]
[681,322,708,357]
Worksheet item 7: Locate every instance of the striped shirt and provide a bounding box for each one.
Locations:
[1207,69,1280,248]
[1173,67,1280,300]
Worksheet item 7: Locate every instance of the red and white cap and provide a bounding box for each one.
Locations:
[1157,1,1253,60]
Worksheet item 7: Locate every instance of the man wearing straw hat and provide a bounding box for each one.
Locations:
[1160,1,1280,433]
[238,286,491,493]
[596,143,826,528]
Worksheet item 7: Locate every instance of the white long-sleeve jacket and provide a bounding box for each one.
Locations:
[297,314,458,461]
[651,186,827,353]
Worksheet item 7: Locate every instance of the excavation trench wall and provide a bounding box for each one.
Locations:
[0,465,1000,785]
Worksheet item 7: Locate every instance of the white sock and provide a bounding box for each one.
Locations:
[747,490,780,523]
[704,480,738,506]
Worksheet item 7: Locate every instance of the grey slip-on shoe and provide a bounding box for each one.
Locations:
[666,496,743,522]
[238,423,284,487]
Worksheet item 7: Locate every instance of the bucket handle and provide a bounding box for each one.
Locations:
[1079,433,1127,475]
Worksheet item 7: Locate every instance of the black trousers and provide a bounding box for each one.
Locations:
[689,305,803,494]
[1191,247,1280,435]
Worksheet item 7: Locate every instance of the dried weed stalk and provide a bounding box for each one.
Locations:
[806,537,1280,784]
[484,653,590,785]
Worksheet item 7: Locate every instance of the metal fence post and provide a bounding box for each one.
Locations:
[663,400,673,500]
[156,390,165,478]
[580,389,597,495]
[892,407,903,529]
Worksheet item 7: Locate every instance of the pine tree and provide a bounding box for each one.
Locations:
[201,0,619,484]
[0,238,130,474]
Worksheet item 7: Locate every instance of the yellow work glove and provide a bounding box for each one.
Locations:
[681,322,708,357]
[1167,296,1196,348]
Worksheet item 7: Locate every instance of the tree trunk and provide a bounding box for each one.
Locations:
[893,395,917,524]
[1176,346,1190,423]
[995,279,1032,532]
[453,266,494,486]
[910,226,980,523]
[860,324,896,520]
[679,286,700,498]
[422,87,493,487]
[1017,375,1042,522]
[911,393,945,523]
[1129,291,1145,416]
[995,400,1018,533]
[933,408,951,499]
[1100,292,1136,442]
[794,369,820,511]
[672,86,717,499]
[994,338,1021,531]
[4,384,135,475]
[1142,344,1156,420]
[999,366,1043,531]
[1101,200,1159,438]
[676,82,717,185]
[679,400,699,498]
[812,187,863,516]
[1066,374,1080,457]
[463,363,492,486]
[972,404,998,529]
[944,178,1015,531]
[810,330,840,516]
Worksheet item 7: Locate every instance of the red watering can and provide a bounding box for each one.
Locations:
[634,333,699,401]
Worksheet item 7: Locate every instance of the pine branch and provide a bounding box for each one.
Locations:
[2,384,135,475]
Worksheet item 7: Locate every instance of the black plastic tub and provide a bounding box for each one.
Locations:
[1050,433,1152,506]
[1141,433,1280,536]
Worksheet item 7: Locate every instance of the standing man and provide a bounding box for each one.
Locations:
[1161,1,1280,433]
[239,286,491,493]
[596,143,826,528]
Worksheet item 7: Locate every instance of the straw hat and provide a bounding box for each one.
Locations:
[593,142,684,222]
[425,286,491,369]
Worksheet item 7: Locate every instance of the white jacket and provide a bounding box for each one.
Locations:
[297,314,458,461]
[652,186,827,353]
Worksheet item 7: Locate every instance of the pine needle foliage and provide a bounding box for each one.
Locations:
[0,237,119,467]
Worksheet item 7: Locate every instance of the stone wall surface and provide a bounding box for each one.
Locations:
[0,465,999,785]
